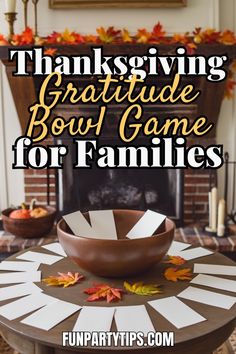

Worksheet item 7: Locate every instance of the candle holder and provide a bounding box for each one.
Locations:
[4,12,17,40]
[32,0,39,37]
[22,0,29,29]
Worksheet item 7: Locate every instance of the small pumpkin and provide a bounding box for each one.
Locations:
[9,203,31,219]
[30,207,48,218]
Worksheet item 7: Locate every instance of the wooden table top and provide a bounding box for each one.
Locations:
[0,246,235,354]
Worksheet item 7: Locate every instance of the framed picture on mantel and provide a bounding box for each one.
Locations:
[49,0,187,9]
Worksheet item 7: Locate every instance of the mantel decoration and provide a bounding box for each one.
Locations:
[0,23,235,98]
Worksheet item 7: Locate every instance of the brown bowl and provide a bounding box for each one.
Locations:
[57,209,175,277]
[1,206,56,238]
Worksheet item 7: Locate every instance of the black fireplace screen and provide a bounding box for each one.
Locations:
[55,138,184,226]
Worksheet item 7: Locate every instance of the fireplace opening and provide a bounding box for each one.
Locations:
[55,137,184,226]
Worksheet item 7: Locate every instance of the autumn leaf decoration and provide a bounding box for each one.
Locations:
[84,283,124,303]
[163,255,187,265]
[164,267,193,282]
[43,272,84,288]
[124,281,162,296]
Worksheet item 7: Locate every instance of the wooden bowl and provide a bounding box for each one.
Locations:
[57,209,175,277]
[1,206,56,238]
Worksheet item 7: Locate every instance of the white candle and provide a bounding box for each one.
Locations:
[208,191,212,228]
[217,199,226,237]
[5,0,16,12]
[211,187,217,232]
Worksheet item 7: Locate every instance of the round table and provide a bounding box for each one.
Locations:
[0,246,235,354]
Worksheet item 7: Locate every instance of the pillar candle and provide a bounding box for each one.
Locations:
[211,187,217,232]
[217,199,226,237]
[5,0,16,12]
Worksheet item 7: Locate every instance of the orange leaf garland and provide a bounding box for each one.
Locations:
[164,267,193,282]
[43,272,84,288]
[84,283,123,303]
[136,28,151,43]
[44,48,58,56]
[163,255,187,265]
[122,29,133,43]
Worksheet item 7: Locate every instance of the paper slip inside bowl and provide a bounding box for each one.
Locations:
[17,251,63,265]
[0,261,40,272]
[63,211,97,238]
[114,305,155,336]
[0,293,55,320]
[21,300,81,331]
[73,306,115,332]
[89,210,117,239]
[178,286,236,309]
[193,263,236,276]
[148,296,206,329]
[191,274,236,293]
[126,210,166,239]
[0,283,42,301]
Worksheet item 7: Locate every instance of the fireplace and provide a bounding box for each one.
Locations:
[55,136,184,225]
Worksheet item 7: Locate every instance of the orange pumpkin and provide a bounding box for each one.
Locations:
[10,209,31,219]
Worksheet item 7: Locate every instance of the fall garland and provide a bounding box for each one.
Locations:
[0,22,235,98]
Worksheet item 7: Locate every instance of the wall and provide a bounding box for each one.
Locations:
[1,0,235,213]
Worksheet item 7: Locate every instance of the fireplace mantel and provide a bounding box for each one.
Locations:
[0,43,236,135]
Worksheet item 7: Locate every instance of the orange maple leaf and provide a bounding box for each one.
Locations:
[164,267,193,282]
[83,34,98,43]
[84,283,123,303]
[219,30,236,45]
[122,29,133,43]
[43,272,84,288]
[151,22,166,42]
[44,48,57,56]
[0,34,8,45]
[163,255,187,265]
[97,26,121,43]
[136,28,151,43]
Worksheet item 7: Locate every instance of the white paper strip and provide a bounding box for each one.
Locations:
[63,211,97,238]
[42,243,67,257]
[114,305,155,336]
[0,283,42,301]
[89,210,117,240]
[148,296,206,329]
[176,247,213,260]
[21,300,81,331]
[17,251,63,265]
[191,274,236,293]
[73,306,115,332]
[168,241,191,255]
[178,286,236,310]
[0,261,40,272]
[0,293,55,320]
[0,271,41,284]
[194,263,236,276]
[126,210,166,239]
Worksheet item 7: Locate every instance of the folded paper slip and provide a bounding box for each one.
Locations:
[17,251,63,265]
[114,305,155,336]
[126,210,166,239]
[148,296,206,329]
[73,306,115,332]
[0,261,40,272]
[191,274,236,293]
[21,299,81,331]
[178,286,236,310]
[194,263,236,276]
[0,283,42,301]
[0,293,56,320]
